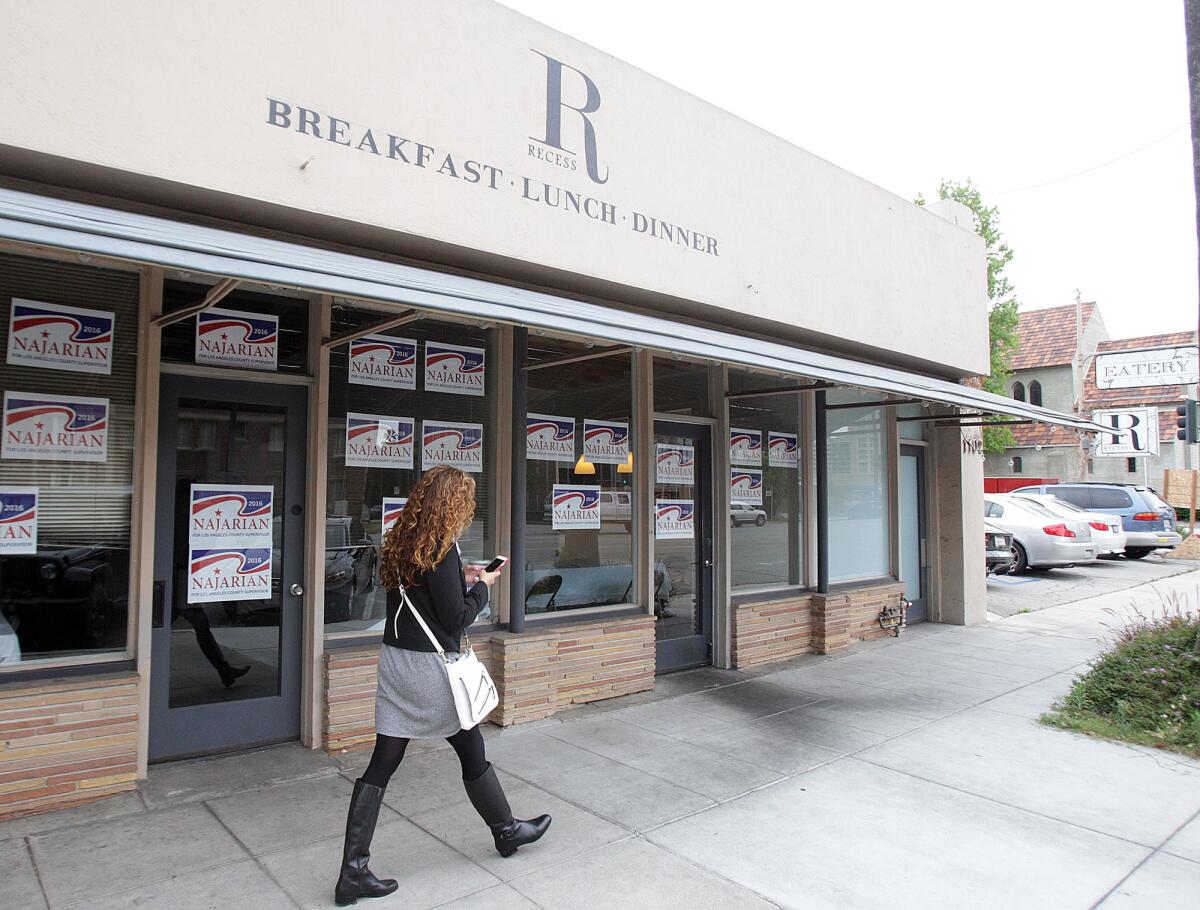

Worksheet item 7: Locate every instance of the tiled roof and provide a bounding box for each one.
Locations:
[1007,422,1080,448]
[1009,302,1096,370]
[1003,329,1196,451]
[1157,407,1183,444]
[1084,331,1197,409]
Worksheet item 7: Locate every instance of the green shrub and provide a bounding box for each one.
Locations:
[1042,597,1200,757]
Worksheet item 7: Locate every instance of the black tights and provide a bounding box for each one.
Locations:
[361,727,488,789]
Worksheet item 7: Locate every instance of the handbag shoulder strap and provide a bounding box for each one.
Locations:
[394,584,449,661]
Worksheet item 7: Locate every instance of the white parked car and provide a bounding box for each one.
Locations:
[541,489,632,529]
[1010,493,1127,557]
[730,502,767,527]
[983,494,1098,573]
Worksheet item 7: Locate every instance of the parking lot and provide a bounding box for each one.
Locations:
[987,552,1200,617]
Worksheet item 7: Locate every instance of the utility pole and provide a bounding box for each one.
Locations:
[1074,288,1086,481]
[1188,1,1200,363]
[1187,1,1200,474]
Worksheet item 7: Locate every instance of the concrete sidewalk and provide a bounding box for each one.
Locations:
[4,575,1200,909]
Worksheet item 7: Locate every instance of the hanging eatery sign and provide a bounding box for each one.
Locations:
[1095,346,1199,390]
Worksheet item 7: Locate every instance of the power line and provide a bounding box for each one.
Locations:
[993,122,1188,195]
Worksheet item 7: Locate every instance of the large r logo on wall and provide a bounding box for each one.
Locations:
[532,51,609,185]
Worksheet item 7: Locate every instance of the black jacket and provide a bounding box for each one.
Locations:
[383,544,489,653]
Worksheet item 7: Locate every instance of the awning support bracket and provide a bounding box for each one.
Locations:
[151,277,240,329]
[321,309,422,351]
[825,396,924,411]
[935,419,1036,428]
[524,344,634,372]
[725,381,834,400]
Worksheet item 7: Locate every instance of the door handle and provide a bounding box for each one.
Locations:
[290,583,304,596]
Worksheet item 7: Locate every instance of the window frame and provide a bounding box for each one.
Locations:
[0,245,149,677]
[319,304,508,641]
[722,370,814,602]
[520,336,638,620]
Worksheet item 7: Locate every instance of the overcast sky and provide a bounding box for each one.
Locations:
[501,0,1196,342]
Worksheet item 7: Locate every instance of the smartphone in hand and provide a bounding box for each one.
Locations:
[484,555,509,573]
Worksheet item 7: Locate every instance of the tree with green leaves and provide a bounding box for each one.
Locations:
[916,179,1020,453]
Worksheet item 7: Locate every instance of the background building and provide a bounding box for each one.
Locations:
[986,302,1197,485]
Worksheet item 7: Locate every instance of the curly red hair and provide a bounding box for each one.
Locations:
[380,466,476,588]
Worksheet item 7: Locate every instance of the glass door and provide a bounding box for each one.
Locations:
[150,375,306,760]
[653,420,713,671]
[898,445,928,623]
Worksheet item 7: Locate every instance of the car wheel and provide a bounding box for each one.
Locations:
[1124,548,1152,560]
[1010,542,1029,574]
[755,515,766,527]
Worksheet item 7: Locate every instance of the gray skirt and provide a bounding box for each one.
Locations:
[375,644,465,739]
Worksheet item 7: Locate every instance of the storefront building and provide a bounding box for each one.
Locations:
[0,1,1096,818]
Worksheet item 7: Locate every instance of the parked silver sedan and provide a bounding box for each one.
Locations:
[983,494,1098,573]
[1010,493,1127,557]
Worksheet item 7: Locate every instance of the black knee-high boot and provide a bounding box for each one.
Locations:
[463,763,552,857]
[334,779,399,906]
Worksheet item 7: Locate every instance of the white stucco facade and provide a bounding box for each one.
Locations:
[0,0,988,376]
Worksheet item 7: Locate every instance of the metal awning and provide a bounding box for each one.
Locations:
[0,188,1101,432]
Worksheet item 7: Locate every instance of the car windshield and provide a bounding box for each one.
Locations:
[1041,497,1085,514]
[1022,494,1089,516]
[1009,498,1060,519]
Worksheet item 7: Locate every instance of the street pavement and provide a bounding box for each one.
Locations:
[986,553,1199,617]
[4,573,1200,908]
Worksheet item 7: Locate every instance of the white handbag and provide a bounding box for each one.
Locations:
[395,584,498,729]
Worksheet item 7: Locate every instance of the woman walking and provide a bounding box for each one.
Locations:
[334,466,551,906]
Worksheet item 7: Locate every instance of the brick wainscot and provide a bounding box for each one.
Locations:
[732,582,907,667]
[324,614,655,751]
[0,671,139,819]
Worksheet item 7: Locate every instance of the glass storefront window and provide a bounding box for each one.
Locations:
[524,337,633,614]
[896,403,927,440]
[727,371,805,591]
[324,305,497,633]
[654,358,711,417]
[0,253,139,664]
[160,279,311,373]
[826,387,890,582]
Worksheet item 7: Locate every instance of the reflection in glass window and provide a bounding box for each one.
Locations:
[727,371,804,591]
[0,253,139,664]
[524,338,633,614]
[324,305,496,633]
[826,388,890,582]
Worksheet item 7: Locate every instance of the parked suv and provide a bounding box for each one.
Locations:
[1010,483,1181,559]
